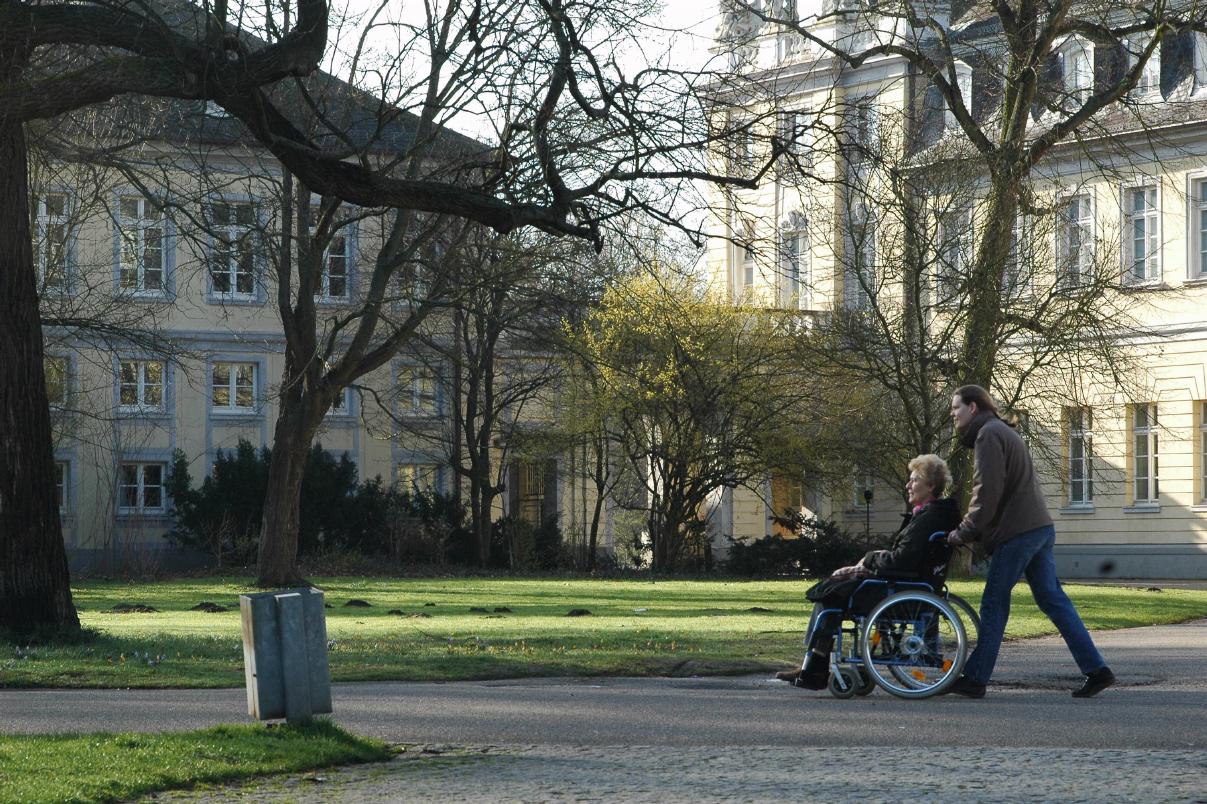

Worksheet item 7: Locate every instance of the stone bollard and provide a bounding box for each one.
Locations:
[239,587,333,724]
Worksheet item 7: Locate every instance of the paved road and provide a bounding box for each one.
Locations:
[4,619,1206,801]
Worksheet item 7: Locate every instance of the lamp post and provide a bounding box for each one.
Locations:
[863,487,873,548]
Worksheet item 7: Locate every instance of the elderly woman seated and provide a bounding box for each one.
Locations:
[777,453,961,689]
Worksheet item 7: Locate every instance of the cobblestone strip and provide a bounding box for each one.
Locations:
[151,745,1207,803]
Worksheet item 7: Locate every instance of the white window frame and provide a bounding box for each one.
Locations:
[1067,407,1093,506]
[1059,38,1094,107]
[937,204,972,301]
[118,359,165,412]
[118,196,166,296]
[327,387,353,417]
[780,212,809,310]
[848,97,879,166]
[396,462,440,494]
[1058,193,1094,288]
[1123,183,1160,284]
[45,354,68,408]
[1201,401,1207,503]
[1195,32,1207,94]
[1190,176,1207,279]
[205,200,258,300]
[1132,403,1159,504]
[1127,33,1160,98]
[844,204,875,310]
[1005,214,1035,298]
[945,61,973,128]
[33,191,70,293]
[400,366,438,414]
[211,361,257,413]
[55,460,69,514]
[118,461,167,514]
[778,108,813,166]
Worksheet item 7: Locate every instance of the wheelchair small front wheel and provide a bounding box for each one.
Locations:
[827,666,859,699]
[860,591,966,699]
[853,666,875,696]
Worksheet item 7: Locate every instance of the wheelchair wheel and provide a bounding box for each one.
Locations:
[827,666,859,699]
[860,591,966,699]
[945,592,980,658]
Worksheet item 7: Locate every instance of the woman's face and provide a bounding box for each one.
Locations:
[906,471,934,507]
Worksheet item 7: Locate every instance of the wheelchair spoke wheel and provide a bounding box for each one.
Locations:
[860,591,966,699]
[944,592,980,659]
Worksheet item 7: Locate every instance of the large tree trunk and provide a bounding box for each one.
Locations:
[256,396,322,587]
[0,94,80,636]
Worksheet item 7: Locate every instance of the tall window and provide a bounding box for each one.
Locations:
[938,205,971,299]
[1004,215,1034,298]
[396,462,438,493]
[742,242,756,288]
[211,362,256,412]
[1196,32,1207,93]
[946,62,973,128]
[400,366,437,413]
[119,360,164,412]
[847,98,878,166]
[780,219,808,309]
[1059,194,1094,287]
[1201,402,1207,503]
[778,109,812,166]
[118,196,165,294]
[1062,40,1093,105]
[33,192,69,292]
[318,233,350,300]
[1125,186,1159,282]
[1066,408,1093,505]
[845,210,875,309]
[1194,180,1207,278]
[55,460,69,514]
[1128,33,1160,97]
[45,355,68,407]
[118,462,166,513]
[1133,404,1159,504]
[205,201,257,297]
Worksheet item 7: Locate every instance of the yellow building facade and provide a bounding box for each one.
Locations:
[706,1,1207,577]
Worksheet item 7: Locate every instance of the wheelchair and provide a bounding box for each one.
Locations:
[810,532,980,700]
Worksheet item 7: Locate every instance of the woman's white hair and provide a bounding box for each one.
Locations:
[909,454,952,496]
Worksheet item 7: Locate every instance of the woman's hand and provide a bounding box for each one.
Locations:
[830,564,866,580]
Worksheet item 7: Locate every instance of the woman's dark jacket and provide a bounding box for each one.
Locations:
[806,498,961,603]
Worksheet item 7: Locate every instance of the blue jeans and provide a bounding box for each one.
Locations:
[963,524,1106,684]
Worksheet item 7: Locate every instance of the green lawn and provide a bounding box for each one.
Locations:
[1,576,1204,689]
[0,720,390,804]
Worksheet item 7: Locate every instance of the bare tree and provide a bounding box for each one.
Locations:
[3,0,782,631]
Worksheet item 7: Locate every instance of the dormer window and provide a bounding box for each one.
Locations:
[1127,32,1160,98]
[1195,32,1207,94]
[1059,38,1093,107]
[945,61,973,129]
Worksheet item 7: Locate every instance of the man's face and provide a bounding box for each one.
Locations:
[951,394,978,432]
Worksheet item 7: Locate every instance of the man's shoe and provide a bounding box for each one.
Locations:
[1072,667,1116,698]
[774,669,801,683]
[949,675,986,698]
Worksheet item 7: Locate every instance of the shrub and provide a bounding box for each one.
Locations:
[725,514,871,578]
[165,440,469,565]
